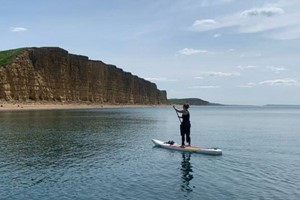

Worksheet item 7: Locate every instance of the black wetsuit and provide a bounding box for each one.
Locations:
[180,111,191,146]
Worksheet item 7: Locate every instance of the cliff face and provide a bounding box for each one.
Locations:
[0,47,167,104]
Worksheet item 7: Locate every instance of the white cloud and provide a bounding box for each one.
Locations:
[189,85,220,89]
[190,2,300,40]
[10,27,28,32]
[167,0,236,11]
[259,78,298,86]
[195,76,203,80]
[239,83,257,88]
[213,33,221,38]
[239,78,298,88]
[267,66,288,73]
[241,7,284,17]
[145,77,176,82]
[199,71,240,77]
[191,17,235,32]
[237,65,258,70]
[240,53,262,58]
[193,19,217,26]
[237,13,295,34]
[179,48,208,55]
[237,65,287,73]
[199,0,236,7]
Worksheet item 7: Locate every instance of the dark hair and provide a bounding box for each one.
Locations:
[183,103,190,109]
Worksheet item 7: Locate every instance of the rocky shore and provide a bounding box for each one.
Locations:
[0,101,162,111]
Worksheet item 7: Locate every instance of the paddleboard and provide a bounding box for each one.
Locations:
[152,139,222,155]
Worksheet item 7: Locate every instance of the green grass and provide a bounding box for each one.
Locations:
[0,48,27,67]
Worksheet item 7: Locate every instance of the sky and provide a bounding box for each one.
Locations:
[1,0,300,105]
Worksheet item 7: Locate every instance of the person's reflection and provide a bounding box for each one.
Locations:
[180,152,193,192]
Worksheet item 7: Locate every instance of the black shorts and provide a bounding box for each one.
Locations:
[180,123,191,136]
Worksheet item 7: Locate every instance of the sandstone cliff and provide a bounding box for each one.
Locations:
[0,47,167,104]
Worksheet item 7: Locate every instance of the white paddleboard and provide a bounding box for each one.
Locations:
[152,139,222,155]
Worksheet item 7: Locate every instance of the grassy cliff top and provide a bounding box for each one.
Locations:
[0,48,27,67]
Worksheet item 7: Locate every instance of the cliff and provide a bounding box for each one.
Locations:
[0,47,167,104]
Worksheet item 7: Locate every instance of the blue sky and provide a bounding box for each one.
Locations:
[1,0,300,105]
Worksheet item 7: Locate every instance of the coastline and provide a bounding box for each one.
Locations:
[0,101,165,111]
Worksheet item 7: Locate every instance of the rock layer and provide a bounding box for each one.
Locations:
[0,47,167,104]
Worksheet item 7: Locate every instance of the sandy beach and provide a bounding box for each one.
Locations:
[0,102,161,111]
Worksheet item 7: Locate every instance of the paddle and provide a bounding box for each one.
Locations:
[173,105,182,123]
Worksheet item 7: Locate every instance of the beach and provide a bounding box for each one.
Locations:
[0,101,158,111]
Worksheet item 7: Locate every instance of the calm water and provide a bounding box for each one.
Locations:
[0,106,299,200]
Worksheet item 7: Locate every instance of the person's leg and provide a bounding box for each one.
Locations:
[181,135,185,146]
[186,133,190,146]
[186,125,191,145]
[180,124,185,146]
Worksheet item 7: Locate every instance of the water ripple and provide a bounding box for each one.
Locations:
[1,107,300,200]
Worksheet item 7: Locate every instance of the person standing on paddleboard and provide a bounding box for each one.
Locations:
[173,103,191,147]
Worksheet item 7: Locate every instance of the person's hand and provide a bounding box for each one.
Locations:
[173,105,177,112]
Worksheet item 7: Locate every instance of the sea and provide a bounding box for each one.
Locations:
[0,106,299,200]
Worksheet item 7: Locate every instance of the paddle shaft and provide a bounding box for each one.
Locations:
[173,107,182,123]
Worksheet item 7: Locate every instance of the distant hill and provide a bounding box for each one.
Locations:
[264,104,300,107]
[168,98,222,106]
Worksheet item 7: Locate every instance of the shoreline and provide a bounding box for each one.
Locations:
[0,102,166,111]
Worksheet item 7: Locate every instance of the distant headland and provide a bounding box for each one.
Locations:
[168,98,222,106]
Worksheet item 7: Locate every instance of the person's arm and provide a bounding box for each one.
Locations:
[173,105,184,113]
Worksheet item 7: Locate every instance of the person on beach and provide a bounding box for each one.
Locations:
[173,103,191,147]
